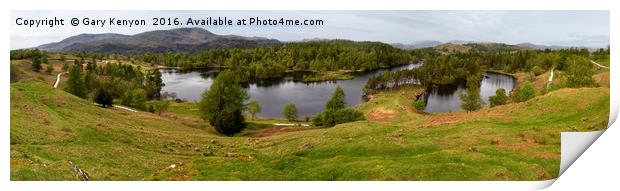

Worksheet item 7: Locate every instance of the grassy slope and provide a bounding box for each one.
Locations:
[11,78,609,180]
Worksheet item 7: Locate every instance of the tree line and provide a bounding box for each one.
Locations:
[131,40,415,81]
[62,57,167,113]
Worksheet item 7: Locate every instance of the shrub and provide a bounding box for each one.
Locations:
[31,57,42,72]
[148,105,155,113]
[94,87,113,107]
[121,89,148,110]
[247,99,261,120]
[516,81,535,102]
[312,108,364,127]
[45,64,54,74]
[153,99,170,116]
[489,88,508,107]
[531,66,544,76]
[413,99,426,111]
[283,103,298,122]
[565,55,597,88]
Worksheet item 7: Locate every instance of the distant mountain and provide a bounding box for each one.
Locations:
[433,43,471,53]
[434,42,529,54]
[446,40,476,45]
[514,42,583,50]
[36,27,280,53]
[37,33,129,51]
[392,41,442,49]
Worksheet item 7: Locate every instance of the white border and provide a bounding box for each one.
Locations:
[2,0,617,191]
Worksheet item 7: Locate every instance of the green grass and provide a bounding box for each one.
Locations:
[10,80,609,180]
[302,71,354,82]
[595,57,610,67]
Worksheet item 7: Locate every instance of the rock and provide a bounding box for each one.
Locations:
[168,164,176,169]
[225,152,235,157]
[300,143,313,149]
[203,151,213,157]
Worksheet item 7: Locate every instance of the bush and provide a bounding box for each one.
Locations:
[531,66,544,76]
[247,99,261,120]
[565,55,597,88]
[148,105,155,113]
[153,99,170,116]
[413,99,426,111]
[31,57,42,72]
[516,81,535,102]
[312,108,364,127]
[489,88,508,107]
[45,64,54,74]
[283,103,298,122]
[94,88,113,107]
[121,88,148,110]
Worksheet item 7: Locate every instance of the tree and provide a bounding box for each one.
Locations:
[489,88,508,107]
[516,81,535,102]
[326,86,346,110]
[460,89,483,112]
[283,103,298,122]
[199,70,248,136]
[145,70,165,98]
[83,71,97,93]
[153,99,170,116]
[60,54,66,62]
[65,66,87,98]
[460,76,483,112]
[247,99,261,120]
[94,87,113,107]
[565,55,596,88]
[31,57,42,72]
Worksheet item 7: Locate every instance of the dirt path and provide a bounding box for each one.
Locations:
[53,72,68,88]
[591,60,610,69]
[546,68,554,89]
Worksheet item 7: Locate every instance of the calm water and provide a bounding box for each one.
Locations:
[160,63,421,119]
[421,72,516,113]
[161,65,515,118]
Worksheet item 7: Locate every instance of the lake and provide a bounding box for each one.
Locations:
[421,71,516,113]
[160,64,515,118]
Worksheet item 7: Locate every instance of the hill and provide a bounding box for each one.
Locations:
[10,79,609,180]
[36,27,280,53]
[434,42,529,54]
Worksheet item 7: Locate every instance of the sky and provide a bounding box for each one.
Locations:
[10,10,610,49]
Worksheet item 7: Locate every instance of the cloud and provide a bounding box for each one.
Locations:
[10,10,610,49]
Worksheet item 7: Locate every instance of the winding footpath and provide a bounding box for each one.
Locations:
[547,68,554,89]
[53,72,138,113]
[591,60,610,69]
[53,72,68,88]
